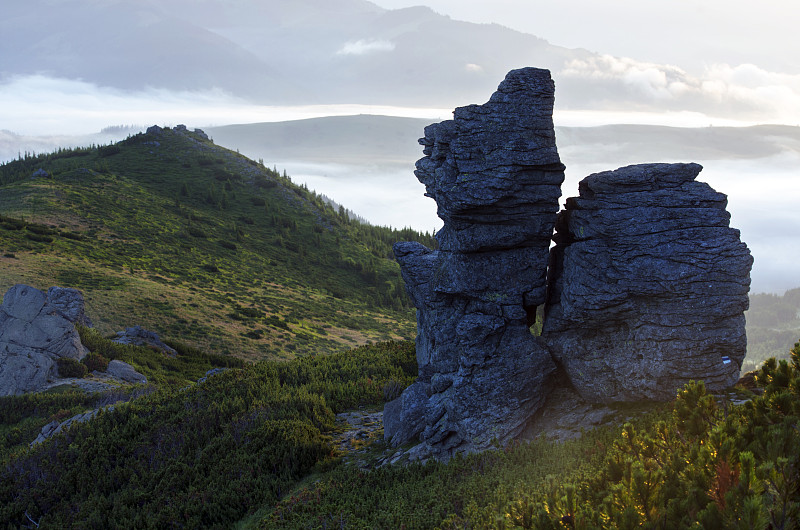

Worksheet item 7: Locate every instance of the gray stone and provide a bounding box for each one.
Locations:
[383,382,428,447]
[46,286,93,327]
[30,406,114,446]
[1,284,47,321]
[113,325,177,357]
[197,367,228,384]
[386,68,563,457]
[0,285,88,396]
[106,360,147,384]
[543,163,753,401]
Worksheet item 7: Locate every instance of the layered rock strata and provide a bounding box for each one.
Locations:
[384,68,565,456]
[543,163,753,401]
[0,284,88,396]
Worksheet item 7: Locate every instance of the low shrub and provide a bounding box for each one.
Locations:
[239,307,264,319]
[56,358,87,378]
[81,352,109,372]
[25,233,53,244]
[98,145,121,157]
[187,227,207,238]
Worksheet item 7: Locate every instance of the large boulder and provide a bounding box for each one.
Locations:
[543,163,753,401]
[0,284,88,396]
[385,68,564,457]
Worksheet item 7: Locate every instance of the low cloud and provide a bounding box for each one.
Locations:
[0,75,449,139]
[561,56,800,123]
[336,39,395,56]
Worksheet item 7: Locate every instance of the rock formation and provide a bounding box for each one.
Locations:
[113,325,177,357]
[30,407,111,446]
[388,68,753,458]
[543,163,753,401]
[45,286,93,328]
[0,284,88,396]
[384,67,565,456]
[106,360,148,384]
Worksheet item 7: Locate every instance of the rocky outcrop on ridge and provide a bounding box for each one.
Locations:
[384,68,565,457]
[543,163,753,401]
[113,325,177,357]
[0,284,88,396]
[388,68,753,459]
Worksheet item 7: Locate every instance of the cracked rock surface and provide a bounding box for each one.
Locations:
[384,68,565,458]
[0,284,88,396]
[543,163,753,401]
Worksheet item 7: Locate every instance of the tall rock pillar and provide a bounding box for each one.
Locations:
[384,68,565,457]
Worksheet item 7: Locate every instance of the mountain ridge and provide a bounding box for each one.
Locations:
[0,125,435,360]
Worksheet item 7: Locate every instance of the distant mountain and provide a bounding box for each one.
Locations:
[0,0,296,99]
[0,0,609,108]
[5,0,784,118]
[208,117,800,166]
[207,115,431,165]
[0,125,436,359]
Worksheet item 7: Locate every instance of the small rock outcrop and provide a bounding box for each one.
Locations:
[30,408,110,446]
[113,326,177,357]
[0,285,88,396]
[106,360,147,384]
[544,163,753,401]
[197,367,228,384]
[384,68,565,457]
[45,286,93,328]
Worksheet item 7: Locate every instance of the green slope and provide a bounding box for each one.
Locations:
[0,125,435,360]
[744,288,800,371]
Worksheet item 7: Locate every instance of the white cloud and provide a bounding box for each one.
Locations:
[0,75,450,137]
[464,63,483,73]
[336,39,395,56]
[560,56,800,122]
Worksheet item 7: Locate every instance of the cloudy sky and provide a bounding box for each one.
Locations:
[371,0,800,75]
[2,0,799,137]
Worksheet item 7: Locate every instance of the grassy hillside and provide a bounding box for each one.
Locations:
[2,333,798,528]
[0,337,418,528]
[744,288,800,371]
[0,125,436,360]
[258,349,800,529]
